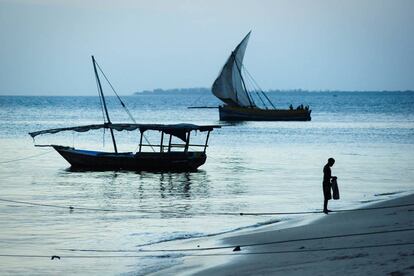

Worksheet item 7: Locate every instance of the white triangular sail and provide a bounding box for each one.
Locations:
[212,32,253,107]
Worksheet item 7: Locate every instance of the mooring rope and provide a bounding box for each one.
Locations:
[1,241,413,260]
[60,227,414,253]
[0,197,413,216]
[0,150,54,164]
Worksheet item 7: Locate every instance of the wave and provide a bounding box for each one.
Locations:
[134,217,284,249]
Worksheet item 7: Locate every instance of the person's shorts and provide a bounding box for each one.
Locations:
[323,182,332,200]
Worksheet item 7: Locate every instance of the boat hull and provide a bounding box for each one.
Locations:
[219,106,311,121]
[53,146,206,172]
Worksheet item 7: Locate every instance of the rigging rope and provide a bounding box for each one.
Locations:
[233,55,255,107]
[242,65,276,109]
[242,67,268,109]
[94,62,109,149]
[95,61,155,152]
[95,76,107,124]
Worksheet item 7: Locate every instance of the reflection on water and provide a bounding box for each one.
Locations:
[159,172,191,199]
[53,168,212,218]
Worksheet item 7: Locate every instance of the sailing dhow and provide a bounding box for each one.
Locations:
[212,31,311,121]
[29,56,221,171]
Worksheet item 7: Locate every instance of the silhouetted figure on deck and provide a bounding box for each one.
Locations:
[323,158,336,214]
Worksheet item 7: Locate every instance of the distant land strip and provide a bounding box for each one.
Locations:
[133,88,414,95]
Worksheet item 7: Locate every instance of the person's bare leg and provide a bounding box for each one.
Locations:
[323,199,328,214]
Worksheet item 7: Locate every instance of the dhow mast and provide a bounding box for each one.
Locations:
[92,55,118,153]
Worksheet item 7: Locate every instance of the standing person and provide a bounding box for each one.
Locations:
[323,158,336,214]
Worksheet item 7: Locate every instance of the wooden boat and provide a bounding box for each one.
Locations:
[29,56,220,172]
[212,31,311,121]
[219,105,310,121]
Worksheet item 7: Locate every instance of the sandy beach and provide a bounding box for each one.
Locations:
[153,193,414,275]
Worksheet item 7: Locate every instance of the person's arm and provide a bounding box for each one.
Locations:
[329,167,337,180]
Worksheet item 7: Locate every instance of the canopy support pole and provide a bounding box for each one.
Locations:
[138,132,143,153]
[160,132,164,152]
[168,134,172,152]
[108,128,118,153]
[184,132,191,153]
[204,130,211,153]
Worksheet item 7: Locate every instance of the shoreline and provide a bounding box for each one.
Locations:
[151,192,414,275]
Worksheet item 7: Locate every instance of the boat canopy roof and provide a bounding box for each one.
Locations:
[29,123,221,142]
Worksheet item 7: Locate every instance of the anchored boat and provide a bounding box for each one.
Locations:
[29,56,220,171]
[212,31,311,121]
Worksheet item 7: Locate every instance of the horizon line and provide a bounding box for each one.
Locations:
[1,89,414,97]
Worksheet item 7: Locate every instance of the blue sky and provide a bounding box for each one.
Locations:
[0,0,413,95]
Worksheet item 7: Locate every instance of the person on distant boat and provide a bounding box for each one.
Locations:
[323,158,337,214]
[289,104,293,110]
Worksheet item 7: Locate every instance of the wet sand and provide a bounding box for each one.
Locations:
[153,193,414,275]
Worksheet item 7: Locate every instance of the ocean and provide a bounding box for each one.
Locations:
[0,91,413,275]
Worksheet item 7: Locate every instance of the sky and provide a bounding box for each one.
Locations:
[0,0,413,95]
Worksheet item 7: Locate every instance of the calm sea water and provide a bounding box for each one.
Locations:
[0,91,413,275]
